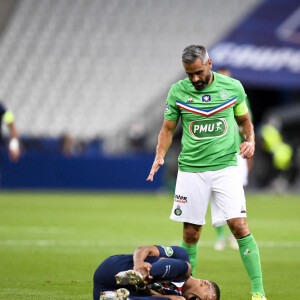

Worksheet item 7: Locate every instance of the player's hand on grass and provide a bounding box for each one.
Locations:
[239,141,255,159]
[146,158,165,182]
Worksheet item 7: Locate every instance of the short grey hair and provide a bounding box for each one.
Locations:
[182,45,209,64]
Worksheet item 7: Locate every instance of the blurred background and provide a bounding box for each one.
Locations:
[0,0,299,192]
[0,1,300,299]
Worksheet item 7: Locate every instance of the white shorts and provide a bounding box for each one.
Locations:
[170,166,247,227]
[237,154,249,187]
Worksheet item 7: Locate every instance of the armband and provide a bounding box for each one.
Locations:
[234,101,248,116]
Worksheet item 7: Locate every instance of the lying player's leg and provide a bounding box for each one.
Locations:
[116,258,190,285]
[94,255,136,300]
[150,258,191,280]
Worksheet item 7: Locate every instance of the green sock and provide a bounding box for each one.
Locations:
[237,234,265,296]
[215,226,226,240]
[180,239,198,275]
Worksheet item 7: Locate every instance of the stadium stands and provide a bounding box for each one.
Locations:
[0,0,262,152]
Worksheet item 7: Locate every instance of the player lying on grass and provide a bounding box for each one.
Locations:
[93,245,220,300]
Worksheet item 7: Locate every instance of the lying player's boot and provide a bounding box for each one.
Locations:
[100,291,117,300]
[251,292,267,300]
[116,288,130,299]
[115,270,143,285]
[99,288,130,300]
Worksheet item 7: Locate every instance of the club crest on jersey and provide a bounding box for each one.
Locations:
[189,118,228,139]
[187,97,194,103]
[220,89,228,99]
[162,246,174,257]
[202,95,211,103]
[165,103,170,113]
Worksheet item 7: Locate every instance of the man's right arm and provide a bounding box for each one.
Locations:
[146,119,178,182]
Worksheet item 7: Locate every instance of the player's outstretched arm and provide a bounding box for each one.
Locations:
[146,119,178,182]
[235,112,255,159]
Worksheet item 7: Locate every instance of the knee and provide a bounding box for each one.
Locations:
[227,218,250,239]
[183,223,201,244]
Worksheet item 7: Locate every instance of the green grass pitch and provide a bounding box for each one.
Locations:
[0,192,299,299]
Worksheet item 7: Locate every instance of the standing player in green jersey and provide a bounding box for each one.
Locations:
[213,67,253,251]
[147,45,266,300]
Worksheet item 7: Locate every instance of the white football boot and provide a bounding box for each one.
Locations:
[115,270,144,285]
[99,288,130,300]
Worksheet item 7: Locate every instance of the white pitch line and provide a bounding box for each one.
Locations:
[0,240,299,248]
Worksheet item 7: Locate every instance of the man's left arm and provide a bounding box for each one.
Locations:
[235,112,255,159]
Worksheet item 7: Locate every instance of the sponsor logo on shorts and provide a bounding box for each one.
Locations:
[174,194,187,203]
[243,249,251,256]
[162,246,174,257]
[241,206,246,213]
[189,118,227,139]
[187,97,194,103]
[174,205,182,216]
[202,95,211,102]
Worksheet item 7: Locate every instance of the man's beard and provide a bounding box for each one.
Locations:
[192,72,211,91]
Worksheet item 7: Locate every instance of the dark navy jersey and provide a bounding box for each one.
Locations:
[0,103,7,144]
[93,246,190,300]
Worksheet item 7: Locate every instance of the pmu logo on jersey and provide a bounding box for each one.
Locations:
[189,118,228,139]
[202,95,211,102]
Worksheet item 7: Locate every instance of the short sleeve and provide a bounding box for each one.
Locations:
[155,245,190,262]
[235,80,247,106]
[164,86,180,121]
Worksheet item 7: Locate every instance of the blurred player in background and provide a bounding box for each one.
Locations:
[213,67,253,251]
[0,102,20,182]
[93,244,220,300]
[147,45,266,300]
